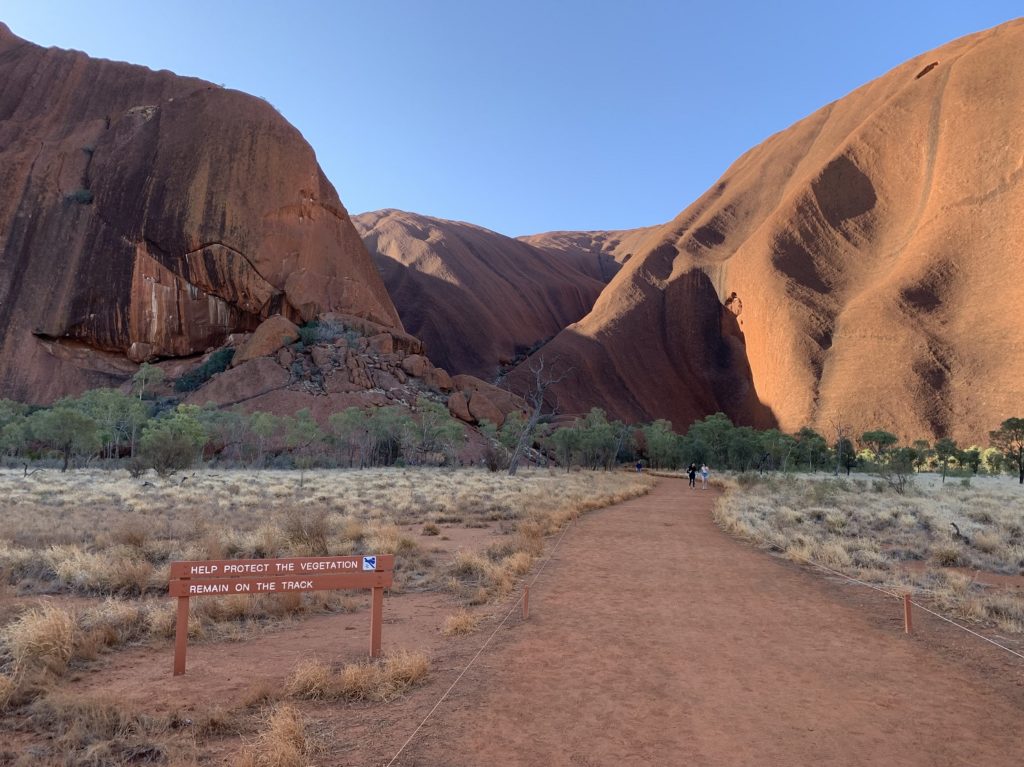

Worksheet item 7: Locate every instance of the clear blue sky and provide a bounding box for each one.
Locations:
[4,1,1021,236]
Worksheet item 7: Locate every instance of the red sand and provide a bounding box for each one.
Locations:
[395,478,1024,766]
[59,479,1024,764]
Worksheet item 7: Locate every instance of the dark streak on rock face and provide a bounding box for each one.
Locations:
[0,26,401,403]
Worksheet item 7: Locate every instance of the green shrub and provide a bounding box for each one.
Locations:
[297,319,352,346]
[139,408,207,475]
[174,348,234,392]
[65,188,93,204]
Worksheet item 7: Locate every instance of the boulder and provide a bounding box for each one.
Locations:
[468,390,505,427]
[447,391,472,423]
[401,354,429,378]
[184,357,288,407]
[368,332,394,355]
[318,313,424,355]
[324,369,364,394]
[370,368,401,391]
[232,316,299,367]
[452,374,522,415]
[426,366,453,393]
[310,345,334,369]
[277,346,294,369]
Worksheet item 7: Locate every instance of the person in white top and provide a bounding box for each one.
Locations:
[700,464,709,489]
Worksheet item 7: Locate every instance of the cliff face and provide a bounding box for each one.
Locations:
[0,23,401,402]
[512,19,1024,441]
[354,209,609,380]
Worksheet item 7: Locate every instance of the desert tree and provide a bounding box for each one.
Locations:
[830,419,855,476]
[478,419,508,472]
[795,426,828,472]
[578,408,618,469]
[757,429,797,472]
[934,437,958,483]
[960,446,981,475]
[727,426,760,472]
[507,355,569,476]
[549,423,582,471]
[858,429,917,493]
[686,413,734,467]
[911,440,933,472]
[368,406,414,466]
[247,411,280,467]
[28,404,101,472]
[0,399,30,458]
[139,406,208,476]
[981,446,1005,476]
[328,407,370,467]
[860,429,899,464]
[132,362,164,400]
[409,401,464,465]
[197,407,248,465]
[642,419,678,469]
[285,408,324,482]
[76,388,148,458]
[989,417,1024,484]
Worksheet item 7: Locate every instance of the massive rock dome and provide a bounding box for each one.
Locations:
[511,19,1024,442]
[354,209,612,380]
[0,22,401,403]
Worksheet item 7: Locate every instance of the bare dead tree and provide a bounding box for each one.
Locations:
[507,356,570,476]
[831,418,853,477]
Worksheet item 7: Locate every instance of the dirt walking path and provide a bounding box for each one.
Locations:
[395,478,1024,766]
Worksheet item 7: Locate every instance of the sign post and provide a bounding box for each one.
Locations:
[168,554,394,676]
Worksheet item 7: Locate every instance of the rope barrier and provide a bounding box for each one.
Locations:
[384,510,579,767]
[736,520,1024,663]
[907,599,1024,661]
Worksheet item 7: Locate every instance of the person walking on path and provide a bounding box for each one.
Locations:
[635,460,643,473]
[687,463,697,488]
[700,463,709,489]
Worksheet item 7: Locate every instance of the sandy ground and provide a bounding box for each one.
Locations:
[38,478,1024,765]
[393,478,1024,767]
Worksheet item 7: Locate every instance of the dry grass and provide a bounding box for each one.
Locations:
[0,467,650,612]
[2,602,76,674]
[286,649,429,702]
[0,467,651,591]
[441,608,482,636]
[0,467,651,759]
[714,472,1024,635]
[234,704,319,767]
[20,693,179,765]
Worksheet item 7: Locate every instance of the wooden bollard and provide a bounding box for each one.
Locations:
[173,596,190,676]
[523,586,530,620]
[903,594,913,634]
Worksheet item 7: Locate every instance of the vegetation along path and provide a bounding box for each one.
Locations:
[398,478,1024,766]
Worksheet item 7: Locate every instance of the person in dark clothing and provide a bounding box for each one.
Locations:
[635,461,643,473]
[687,463,697,488]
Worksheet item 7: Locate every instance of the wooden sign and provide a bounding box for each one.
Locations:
[168,554,394,676]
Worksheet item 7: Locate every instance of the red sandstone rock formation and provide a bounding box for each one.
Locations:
[0,23,401,403]
[353,209,609,380]
[512,20,1024,442]
[517,228,653,280]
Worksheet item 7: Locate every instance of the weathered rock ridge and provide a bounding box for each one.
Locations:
[512,19,1024,442]
[353,209,610,380]
[183,315,522,430]
[0,23,401,403]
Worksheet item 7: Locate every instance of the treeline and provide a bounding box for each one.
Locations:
[0,388,466,475]
[3,381,1022,485]
[542,410,1024,484]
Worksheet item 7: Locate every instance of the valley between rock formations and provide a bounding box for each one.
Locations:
[3,20,1023,443]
